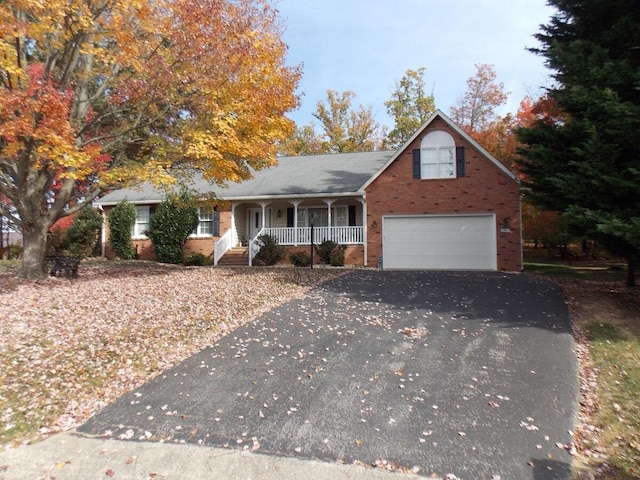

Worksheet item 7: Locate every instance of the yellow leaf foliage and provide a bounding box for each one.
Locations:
[1,0,301,213]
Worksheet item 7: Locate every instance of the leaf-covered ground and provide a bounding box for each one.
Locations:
[558,279,640,480]
[525,256,639,480]
[0,261,345,447]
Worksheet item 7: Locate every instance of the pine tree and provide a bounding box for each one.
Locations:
[517,0,640,286]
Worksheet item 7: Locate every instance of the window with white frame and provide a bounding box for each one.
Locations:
[295,206,349,227]
[193,206,218,236]
[420,130,456,179]
[132,206,151,238]
[333,206,348,226]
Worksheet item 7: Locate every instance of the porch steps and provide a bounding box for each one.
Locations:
[216,247,249,267]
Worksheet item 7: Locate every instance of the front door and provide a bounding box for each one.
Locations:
[248,208,264,240]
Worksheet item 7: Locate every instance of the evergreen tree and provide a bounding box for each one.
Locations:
[148,191,199,264]
[108,200,137,260]
[517,0,640,286]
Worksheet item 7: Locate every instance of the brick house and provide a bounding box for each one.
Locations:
[96,110,522,271]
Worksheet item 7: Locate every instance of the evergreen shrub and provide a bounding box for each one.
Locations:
[253,234,285,266]
[108,200,137,259]
[289,251,311,267]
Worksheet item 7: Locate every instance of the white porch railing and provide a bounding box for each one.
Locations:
[261,226,363,245]
[245,226,363,266]
[213,229,233,266]
[248,227,265,266]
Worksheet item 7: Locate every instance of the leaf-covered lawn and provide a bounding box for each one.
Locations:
[0,261,345,447]
[527,261,640,480]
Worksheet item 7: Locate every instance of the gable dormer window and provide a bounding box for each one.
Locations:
[419,130,456,179]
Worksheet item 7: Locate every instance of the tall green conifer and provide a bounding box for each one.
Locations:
[517,0,640,285]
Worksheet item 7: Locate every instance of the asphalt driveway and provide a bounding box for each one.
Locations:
[79,270,578,479]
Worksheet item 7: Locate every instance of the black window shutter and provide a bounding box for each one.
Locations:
[287,208,294,228]
[149,206,156,216]
[412,149,421,179]
[348,205,356,226]
[456,146,465,177]
[213,211,220,236]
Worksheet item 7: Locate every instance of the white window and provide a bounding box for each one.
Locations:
[132,206,150,238]
[332,206,348,226]
[194,206,214,236]
[421,130,455,179]
[296,207,347,227]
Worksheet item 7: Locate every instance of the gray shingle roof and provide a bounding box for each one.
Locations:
[96,151,394,205]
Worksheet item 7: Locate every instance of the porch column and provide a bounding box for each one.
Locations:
[323,199,335,241]
[259,201,269,230]
[359,197,367,266]
[291,200,301,245]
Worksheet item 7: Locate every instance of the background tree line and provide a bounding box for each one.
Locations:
[1,0,637,285]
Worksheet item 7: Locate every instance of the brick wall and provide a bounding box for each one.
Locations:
[365,118,522,271]
[101,205,232,262]
[281,245,364,266]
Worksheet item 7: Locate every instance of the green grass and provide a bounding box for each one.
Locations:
[584,322,640,479]
[524,261,628,282]
[0,259,20,271]
[525,258,640,479]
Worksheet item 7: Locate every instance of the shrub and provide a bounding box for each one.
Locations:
[108,200,136,259]
[315,240,346,266]
[65,207,103,258]
[289,251,311,267]
[330,245,346,266]
[253,234,285,266]
[8,245,22,259]
[183,252,210,266]
[46,226,67,256]
[316,240,338,264]
[46,215,75,256]
[148,191,199,264]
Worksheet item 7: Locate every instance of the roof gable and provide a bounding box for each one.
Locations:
[361,109,518,190]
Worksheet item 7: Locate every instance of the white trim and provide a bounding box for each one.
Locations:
[382,213,497,271]
[96,191,365,207]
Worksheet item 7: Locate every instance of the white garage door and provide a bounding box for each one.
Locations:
[383,214,496,270]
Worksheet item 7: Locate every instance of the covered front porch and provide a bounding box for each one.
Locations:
[214,195,367,266]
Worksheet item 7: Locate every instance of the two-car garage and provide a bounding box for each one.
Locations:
[382,214,497,270]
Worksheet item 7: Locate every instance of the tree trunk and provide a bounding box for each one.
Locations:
[19,222,50,278]
[626,254,637,287]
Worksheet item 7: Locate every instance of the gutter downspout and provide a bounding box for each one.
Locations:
[362,195,367,267]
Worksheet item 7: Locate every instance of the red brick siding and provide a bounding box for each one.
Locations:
[281,245,364,266]
[365,118,522,271]
[101,205,233,262]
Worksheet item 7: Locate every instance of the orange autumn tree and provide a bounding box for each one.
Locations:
[0,0,301,278]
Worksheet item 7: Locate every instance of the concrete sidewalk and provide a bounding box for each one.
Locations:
[0,433,423,480]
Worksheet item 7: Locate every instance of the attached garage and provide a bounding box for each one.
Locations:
[382,214,497,270]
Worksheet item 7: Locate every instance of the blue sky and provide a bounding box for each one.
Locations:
[275,0,556,129]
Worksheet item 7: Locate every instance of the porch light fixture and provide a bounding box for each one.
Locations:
[372,220,378,228]
[277,209,282,218]
[501,217,511,233]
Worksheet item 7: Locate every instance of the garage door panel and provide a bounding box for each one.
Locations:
[383,215,496,270]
